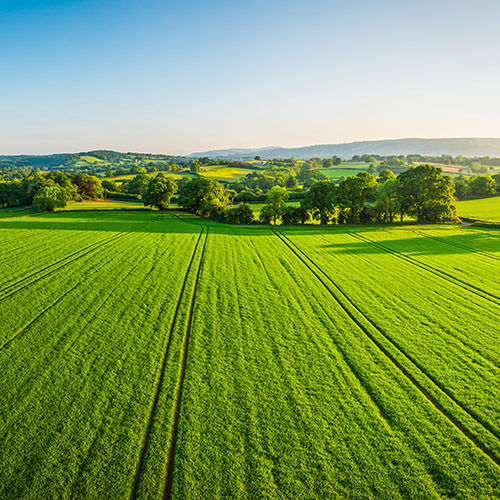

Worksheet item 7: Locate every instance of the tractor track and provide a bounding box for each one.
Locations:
[0,215,160,304]
[0,282,81,352]
[273,229,500,467]
[163,229,209,499]
[130,227,207,500]
[347,231,500,306]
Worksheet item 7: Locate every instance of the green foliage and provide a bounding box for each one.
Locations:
[73,173,104,200]
[262,186,289,224]
[302,180,336,224]
[32,184,67,212]
[178,177,228,216]
[337,173,377,223]
[143,176,177,210]
[225,203,254,224]
[468,175,496,197]
[396,165,457,222]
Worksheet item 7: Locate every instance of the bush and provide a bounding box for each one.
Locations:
[33,184,67,212]
[225,203,254,225]
[104,190,141,201]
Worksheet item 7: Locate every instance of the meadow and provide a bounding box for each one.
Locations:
[456,196,500,223]
[0,207,498,498]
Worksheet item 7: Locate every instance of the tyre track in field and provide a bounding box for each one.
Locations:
[347,231,500,306]
[0,222,162,354]
[0,216,160,304]
[163,228,209,499]
[273,229,500,467]
[411,229,500,263]
[0,282,81,352]
[130,228,207,500]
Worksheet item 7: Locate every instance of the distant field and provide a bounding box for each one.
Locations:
[247,200,299,215]
[109,172,196,183]
[78,155,103,163]
[201,165,253,181]
[0,211,498,498]
[457,196,500,222]
[320,162,369,180]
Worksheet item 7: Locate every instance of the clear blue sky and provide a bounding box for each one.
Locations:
[1,0,499,155]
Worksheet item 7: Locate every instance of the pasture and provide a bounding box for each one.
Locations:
[457,196,500,223]
[0,209,498,498]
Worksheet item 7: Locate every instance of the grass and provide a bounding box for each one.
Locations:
[109,172,197,183]
[0,211,499,498]
[200,166,253,181]
[456,196,500,223]
[320,162,369,180]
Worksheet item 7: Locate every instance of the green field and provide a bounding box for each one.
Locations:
[320,162,369,180]
[457,196,500,223]
[0,209,499,498]
[200,165,254,181]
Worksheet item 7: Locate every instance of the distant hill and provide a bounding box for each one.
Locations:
[189,138,500,159]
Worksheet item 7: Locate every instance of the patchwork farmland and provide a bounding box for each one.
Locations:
[0,209,499,499]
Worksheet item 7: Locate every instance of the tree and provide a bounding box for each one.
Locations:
[468,175,495,197]
[454,179,469,200]
[337,173,377,223]
[375,179,400,223]
[143,176,177,210]
[302,180,336,224]
[262,186,289,225]
[126,174,150,196]
[377,168,395,183]
[259,205,274,225]
[254,155,262,161]
[190,161,201,174]
[285,175,298,189]
[322,158,334,169]
[281,205,310,225]
[396,165,457,222]
[178,177,228,216]
[73,174,103,200]
[33,184,67,212]
[225,203,254,224]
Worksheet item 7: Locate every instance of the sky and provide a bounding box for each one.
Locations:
[0,0,499,155]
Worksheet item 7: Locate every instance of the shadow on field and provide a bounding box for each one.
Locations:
[280,226,500,257]
[0,211,498,256]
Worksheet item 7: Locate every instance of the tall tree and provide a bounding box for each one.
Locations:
[396,165,457,222]
[302,180,336,224]
[263,186,289,225]
[178,177,228,216]
[143,176,177,210]
[337,173,377,223]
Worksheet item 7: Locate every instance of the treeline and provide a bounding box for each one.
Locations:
[167,165,459,225]
[453,173,500,199]
[0,172,104,211]
[256,165,458,225]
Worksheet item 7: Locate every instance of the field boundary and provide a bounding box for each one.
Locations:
[130,228,205,500]
[0,215,160,304]
[273,229,500,467]
[346,231,500,306]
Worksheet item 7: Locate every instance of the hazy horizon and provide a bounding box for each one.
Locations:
[1,0,499,155]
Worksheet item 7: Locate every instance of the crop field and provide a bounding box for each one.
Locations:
[457,196,500,223]
[320,162,369,180]
[200,165,253,181]
[0,210,499,498]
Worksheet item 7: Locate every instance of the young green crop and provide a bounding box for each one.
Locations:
[0,211,498,498]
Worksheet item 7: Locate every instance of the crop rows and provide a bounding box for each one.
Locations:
[0,213,498,498]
